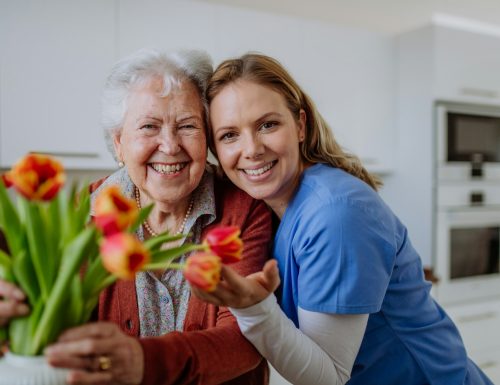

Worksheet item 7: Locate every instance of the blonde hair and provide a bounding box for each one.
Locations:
[206,53,381,190]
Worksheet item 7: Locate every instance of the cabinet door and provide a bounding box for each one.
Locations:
[434,26,500,103]
[445,299,500,354]
[470,347,500,385]
[0,0,116,169]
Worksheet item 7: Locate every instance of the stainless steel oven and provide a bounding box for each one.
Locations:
[434,184,500,305]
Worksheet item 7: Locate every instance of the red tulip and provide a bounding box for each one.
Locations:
[184,252,221,292]
[7,154,65,201]
[203,226,243,264]
[100,233,150,280]
[94,186,138,236]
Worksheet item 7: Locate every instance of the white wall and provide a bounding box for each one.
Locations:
[118,0,396,171]
[0,0,396,173]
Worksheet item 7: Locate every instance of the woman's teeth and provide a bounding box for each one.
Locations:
[151,163,187,174]
[244,162,274,176]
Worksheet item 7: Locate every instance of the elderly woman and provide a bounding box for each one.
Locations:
[0,49,271,385]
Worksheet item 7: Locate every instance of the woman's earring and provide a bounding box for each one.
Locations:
[118,161,125,168]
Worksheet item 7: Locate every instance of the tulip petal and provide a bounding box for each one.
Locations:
[100,233,150,280]
[8,154,65,201]
[184,252,221,292]
[203,226,243,264]
[94,186,138,236]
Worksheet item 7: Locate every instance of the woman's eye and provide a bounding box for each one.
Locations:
[219,132,237,142]
[261,121,277,130]
[179,124,196,130]
[140,124,157,130]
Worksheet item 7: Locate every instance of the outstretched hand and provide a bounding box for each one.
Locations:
[192,259,280,309]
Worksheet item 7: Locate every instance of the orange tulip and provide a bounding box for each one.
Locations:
[100,233,150,280]
[8,154,65,201]
[184,252,221,292]
[203,226,243,264]
[94,186,138,236]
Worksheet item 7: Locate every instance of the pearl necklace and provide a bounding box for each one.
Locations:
[134,186,194,237]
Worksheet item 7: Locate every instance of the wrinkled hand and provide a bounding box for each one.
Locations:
[192,259,280,309]
[45,322,144,385]
[0,279,29,327]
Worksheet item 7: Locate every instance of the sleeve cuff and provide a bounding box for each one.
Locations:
[229,293,277,318]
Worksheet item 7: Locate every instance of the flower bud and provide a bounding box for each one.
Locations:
[204,226,243,264]
[94,186,138,236]
[184,252,221,292]
[8,154,65,201]
[100,233,150,280]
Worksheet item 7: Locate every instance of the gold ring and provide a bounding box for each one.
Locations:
[98,355,112,371]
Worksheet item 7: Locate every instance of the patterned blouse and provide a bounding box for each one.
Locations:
[90,167,216,336]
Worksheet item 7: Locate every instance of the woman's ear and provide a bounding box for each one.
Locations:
[298,109,306,142]
[112,130,124,163]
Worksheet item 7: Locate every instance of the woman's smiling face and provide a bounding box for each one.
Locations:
[114,77,207,204]
[210,80,305,215]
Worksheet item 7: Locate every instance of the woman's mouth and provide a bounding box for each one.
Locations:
[150,162,188,175]
[241,161,277,176]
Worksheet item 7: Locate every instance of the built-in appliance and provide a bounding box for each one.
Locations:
[434,201,500,304]
[436,101,500,181]
[434,101,500,305]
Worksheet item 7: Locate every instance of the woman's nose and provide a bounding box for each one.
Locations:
[158,130,181,154]
[242,133,264,159]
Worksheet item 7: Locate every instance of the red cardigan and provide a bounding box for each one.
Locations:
[93,178,272,385]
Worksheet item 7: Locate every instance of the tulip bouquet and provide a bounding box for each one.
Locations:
[0,154,242,356]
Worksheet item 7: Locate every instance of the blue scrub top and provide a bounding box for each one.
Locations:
[274,164,492,385]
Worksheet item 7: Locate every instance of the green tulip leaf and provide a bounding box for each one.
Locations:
[31,227,96,353]
[130,203,154,233]
[11,249,39,304]
[0,180,23,255]
[0,248,13,281]
[22,200,52,299]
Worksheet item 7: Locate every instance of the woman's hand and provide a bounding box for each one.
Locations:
[0,279,29,327]
[193,259,280,309]
[45,322,144,385]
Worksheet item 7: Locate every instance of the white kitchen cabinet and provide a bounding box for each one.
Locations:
[444,298,500,383]
[387,24,500,267]
[0,0,116,169]
[434,27,500,103]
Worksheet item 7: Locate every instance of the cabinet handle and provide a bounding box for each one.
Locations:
[460,87,498,99]
[457,311,496,323]
[479,361,498,370]
[30,151,99,159]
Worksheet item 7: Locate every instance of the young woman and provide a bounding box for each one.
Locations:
[193,53,493,385]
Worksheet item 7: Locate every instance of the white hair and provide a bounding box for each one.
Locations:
[101,48,213,158]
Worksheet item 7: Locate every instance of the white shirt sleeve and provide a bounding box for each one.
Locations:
[229,295,368,385]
